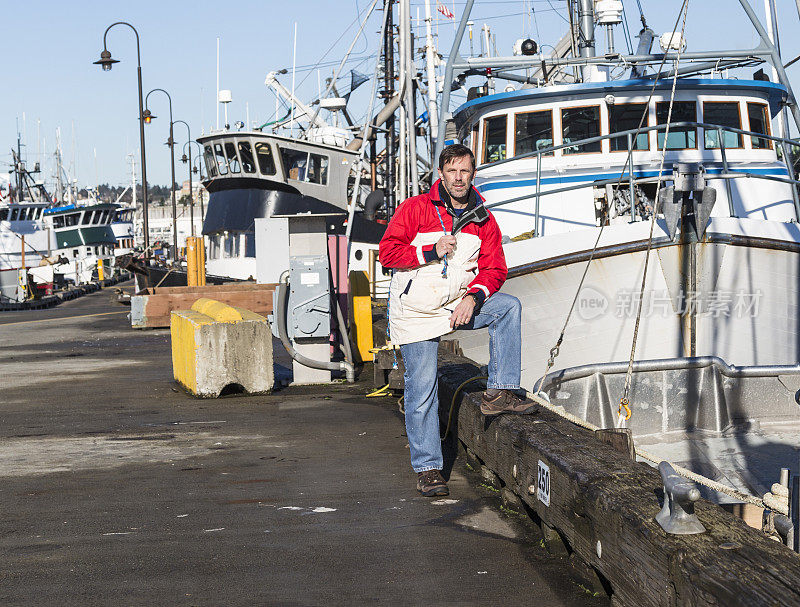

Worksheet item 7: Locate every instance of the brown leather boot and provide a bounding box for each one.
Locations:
[416,470,449,497]
[480,390,537,416]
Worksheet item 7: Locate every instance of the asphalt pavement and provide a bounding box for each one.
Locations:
[0,285,609,606]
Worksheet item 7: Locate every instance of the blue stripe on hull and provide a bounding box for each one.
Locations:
[475,167,790,193]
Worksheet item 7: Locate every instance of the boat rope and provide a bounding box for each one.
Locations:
[523,390,766,507]
[618,0,690,428]
[534,0,691,396]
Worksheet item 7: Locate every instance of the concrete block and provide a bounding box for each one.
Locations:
[170,298,274,398]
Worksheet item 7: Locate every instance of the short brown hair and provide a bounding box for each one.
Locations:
[438,143,475,171]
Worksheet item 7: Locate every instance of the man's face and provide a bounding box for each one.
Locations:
[438,155,475,201]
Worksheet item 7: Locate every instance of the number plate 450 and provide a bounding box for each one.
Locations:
[537,460,550,507]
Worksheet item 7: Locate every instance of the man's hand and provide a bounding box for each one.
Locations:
[435,235,457,259]
[449,296,476,329]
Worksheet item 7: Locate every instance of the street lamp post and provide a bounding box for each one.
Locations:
[144,89,178,261]
[191,154,206,224]
[180,138,204,237]
[94,22,150,250]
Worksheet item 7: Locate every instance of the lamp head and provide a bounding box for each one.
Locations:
[93,49,119,71]
[181,153,188,163]
[143,109,155,124]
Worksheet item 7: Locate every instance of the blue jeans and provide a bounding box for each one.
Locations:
[399,293,522,472]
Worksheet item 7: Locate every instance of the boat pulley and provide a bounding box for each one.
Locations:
[658,163,717,242]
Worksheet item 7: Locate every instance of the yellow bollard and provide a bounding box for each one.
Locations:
[186,237,198,286]
[97,259,104,281]
[197,236,206,286]
[348,270,374,362]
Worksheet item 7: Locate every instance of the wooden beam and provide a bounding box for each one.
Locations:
[437,351,800,607]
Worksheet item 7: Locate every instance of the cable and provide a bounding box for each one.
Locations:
[618,0,690,428]
[440,375,487,441]
[534,0,693,396]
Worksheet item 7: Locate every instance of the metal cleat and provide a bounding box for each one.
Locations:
[655,461,706,535]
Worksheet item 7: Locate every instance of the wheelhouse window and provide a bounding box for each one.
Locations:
[204,145,218,177]
[561,106,601,154]
[238,142,257,173]
[747,102,772,149]
[703,102,742,149]
[609,103,649,151]
[514,110,553,157]
[656,101,696,149]
[482,115,507,163]
[0,209,7,221]
[224,142,241,173]
[280,148,329,185]
[52,214,64,228]
[469,124,479,156]
[254,143,277,176]
[214,143,229,175]
[65,213,80,227]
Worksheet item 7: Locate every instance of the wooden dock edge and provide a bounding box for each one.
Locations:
[436,350,800,607]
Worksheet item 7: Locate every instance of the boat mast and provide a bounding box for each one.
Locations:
[423,0,439,154]
[383,0,397,216]
[577,0,595,81]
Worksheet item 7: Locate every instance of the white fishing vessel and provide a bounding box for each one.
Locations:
[111,205,135,256]
[44,202,119,285]
[438,0,800,503]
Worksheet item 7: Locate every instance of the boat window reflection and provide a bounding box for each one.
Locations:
[238,142,257,173]
[656,101,696,149]
[225,142,241,173]
[204,145,218,178]
[747,102,772,150]
[514,110,553,157]
[280,148,329,185]
[703,102,743,149]
[214,143,229,175]
[561,106,601,154]
[482,115,507,163]
[609,103,649,151]
[254,143,277,176]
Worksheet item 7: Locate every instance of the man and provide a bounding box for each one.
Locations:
[379,144,534,498]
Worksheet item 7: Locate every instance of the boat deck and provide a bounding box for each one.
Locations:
[0,286,605,606]
[637,425,800,503]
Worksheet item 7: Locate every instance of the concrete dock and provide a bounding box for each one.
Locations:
[0,285,608,606]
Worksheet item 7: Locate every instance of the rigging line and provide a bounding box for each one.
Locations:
[634,0,648,29]
[534,0,692,395]
[289,10,364,92]
[620,0,634,55]
[302,0,382,138]
[618,0,690,426]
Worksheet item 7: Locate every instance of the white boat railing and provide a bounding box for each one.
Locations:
[478,120,800,227]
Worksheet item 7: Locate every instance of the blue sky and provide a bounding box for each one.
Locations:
[3,0,799,189]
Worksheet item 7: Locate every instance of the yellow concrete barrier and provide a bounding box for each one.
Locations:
[171,298,274,397]
[349,270,374,362]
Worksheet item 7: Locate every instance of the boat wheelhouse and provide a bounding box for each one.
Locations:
[456,78,793,239]
[0,201,51,301]
[198,130,383,281]
[111,205,135,255]
[45,203,118,284]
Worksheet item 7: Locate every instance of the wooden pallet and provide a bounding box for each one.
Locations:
[131,283,277,329]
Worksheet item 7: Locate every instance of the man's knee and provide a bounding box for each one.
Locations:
[495,293,521,318]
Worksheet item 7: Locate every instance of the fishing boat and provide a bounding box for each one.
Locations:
[45,202,119,285]
[438,0,800,503]
[111,204,136,256]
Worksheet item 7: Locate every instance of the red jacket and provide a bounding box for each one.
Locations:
[379,180,507,345]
